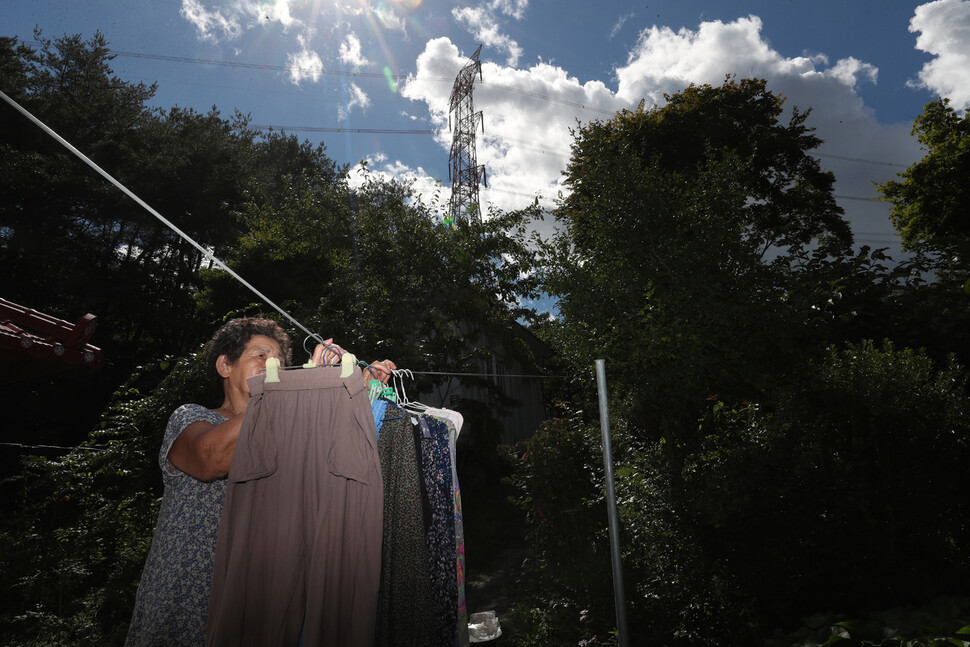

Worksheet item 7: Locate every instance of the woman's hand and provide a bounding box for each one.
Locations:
[311,338,343,365]
[367,359,397,385]
[310,339,397,384]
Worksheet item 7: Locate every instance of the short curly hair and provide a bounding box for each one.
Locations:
[203,317,292,395]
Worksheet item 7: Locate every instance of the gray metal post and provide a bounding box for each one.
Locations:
[595,359,630,647]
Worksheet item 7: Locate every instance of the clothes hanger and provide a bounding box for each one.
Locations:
[391,369,432,413]
[300,333,396,384]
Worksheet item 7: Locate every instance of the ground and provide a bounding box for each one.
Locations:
[461,454,528,639]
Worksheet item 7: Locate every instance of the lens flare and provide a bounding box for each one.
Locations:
[383,66,399,93]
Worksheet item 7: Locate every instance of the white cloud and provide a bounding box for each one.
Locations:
[825,57,878,88]
[255,0,300,29]
[181,0,324,88]
[610,12,634,40]
[453,6,523,67]
[287,35,323,84]
[616,16,784,105]
[338,82,371,121]
[490,0,528,20]
[179,0,303,40]
[180,0,243,41]
[402,13,926,245]
[401,38,466,116]
[910,0,970,109]
[373,3,407,32]
[339,32,370,68]
[613,15,923,237]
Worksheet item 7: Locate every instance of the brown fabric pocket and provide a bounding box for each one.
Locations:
[228,392,279,483]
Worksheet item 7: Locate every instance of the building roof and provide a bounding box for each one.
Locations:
[0,297,104,383]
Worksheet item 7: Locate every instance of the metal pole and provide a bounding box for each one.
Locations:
[595,359,629,647]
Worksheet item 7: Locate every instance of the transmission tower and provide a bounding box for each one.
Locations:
[448,44,487,224]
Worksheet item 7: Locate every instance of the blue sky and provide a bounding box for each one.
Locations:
[5,0,970,253]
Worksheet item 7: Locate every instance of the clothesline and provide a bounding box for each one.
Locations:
[0,442,111,452]
[0,89,328,349]
[0,89,539,377]
[2,90,565,384]
[409,370,566,379]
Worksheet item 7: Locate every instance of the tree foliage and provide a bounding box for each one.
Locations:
[514,78,970,647]
[541,77,853,444]
[197,167,544,376]
[0,32,341,444]
[504,343,970,646]
[686,342,970,630]
[0,352,211,646]
[878,98,970,256]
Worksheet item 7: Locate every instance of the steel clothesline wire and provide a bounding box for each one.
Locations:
[0,89,330,349]
[0,442,111,452]
[1,89,566,383]
[407,370,566,379]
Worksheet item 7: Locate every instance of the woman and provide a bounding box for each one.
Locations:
[125,317,395,646]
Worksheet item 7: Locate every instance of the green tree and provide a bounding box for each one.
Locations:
[874,97,970,364]
[684,342,970,633]
[0,170,545,645]
[504,343,970,646]
[197,168,544,376]
[541,77,852,446]
[519,77,970,647]
[0,31,341,445]
[0,351,211,646]
[878,98,970,256]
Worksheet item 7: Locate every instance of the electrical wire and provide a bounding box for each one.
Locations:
[408,370,566,379]
[103,45,918,169]
[13,40,918,172]
[0,442,110,452]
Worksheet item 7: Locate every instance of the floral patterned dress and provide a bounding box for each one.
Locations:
[125,404,228,647]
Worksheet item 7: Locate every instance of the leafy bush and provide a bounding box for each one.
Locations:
[768,596,970,647]
[501,416,619,646]
[685,341,970,635]
[502,414,757,646]
[504,341,970,646]
[0,350,210,646]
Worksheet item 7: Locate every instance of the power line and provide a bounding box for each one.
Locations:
[411,370,566,379]
[251,125,436,135]
[104,47,621,117]
[835,194,885,202]
[0,442,110,452]
[20,41,921,174]
[856,239,902,246]
[52,43,916,171]
[110,48,446,82]
[247,120,907,177]
[817,153,909,168]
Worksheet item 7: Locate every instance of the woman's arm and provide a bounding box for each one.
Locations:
[168,413,245,482]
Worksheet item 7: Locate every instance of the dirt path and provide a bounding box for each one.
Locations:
[463,489,528,638]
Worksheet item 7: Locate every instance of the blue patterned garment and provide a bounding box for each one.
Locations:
[125,404,228,647]
[419,415,458,647]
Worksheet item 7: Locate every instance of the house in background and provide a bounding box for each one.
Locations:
[415,321,552,446]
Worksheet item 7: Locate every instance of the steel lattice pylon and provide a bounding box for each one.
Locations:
[448,44,487,224]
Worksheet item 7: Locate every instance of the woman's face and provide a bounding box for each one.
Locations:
[221,334,284,398]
